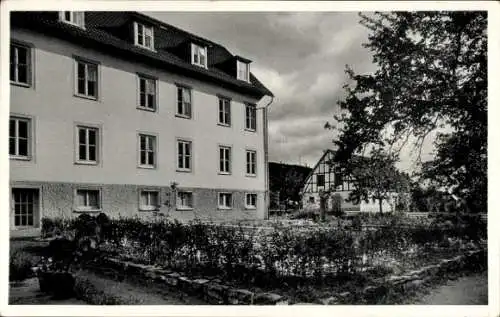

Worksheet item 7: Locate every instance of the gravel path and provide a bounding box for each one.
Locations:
[9,271,208,305]
[9,278,87,305]
[414,272,487,305]
[77,269,208,305]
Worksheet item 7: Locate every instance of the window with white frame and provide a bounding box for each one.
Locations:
[134,22,154,50]
[176,86,192,118]
[237,60,250,82]
[139,190,159,211]
[191,43,207,68]
[218,97,231,126]
[177,140,192,171]
[12,188,39,227]
[59,11,85,28]
[9,117,30,159]
[246,150,257,176]
[218,193,232,209]
[138,134,156,168]
[219,146,231,174]
[76,126,98,164]
[177,191,193,209]
[10,43,31,86]
[138,75,156,110]
[245,193,257,209]
[75,59,98,99]
[75,189,100,211]
[245,104,257,131]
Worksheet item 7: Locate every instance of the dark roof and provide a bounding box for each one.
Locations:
[10,11,273,99]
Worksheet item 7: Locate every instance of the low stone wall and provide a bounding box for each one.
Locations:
[317,248,486,305]
[91,257,285,305]
[88,248,485,305]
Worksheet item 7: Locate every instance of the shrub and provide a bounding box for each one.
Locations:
[10,250,35,281]
[290,209,318,221]
[350,216,362,231]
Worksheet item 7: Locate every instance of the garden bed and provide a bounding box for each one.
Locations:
[85,248,486,305]
[40,214,486,304]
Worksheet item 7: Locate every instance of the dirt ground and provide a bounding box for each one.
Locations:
[413,272,488,305]
[9,278,87,305]
[9,238,207,305]
[9,270,208,305]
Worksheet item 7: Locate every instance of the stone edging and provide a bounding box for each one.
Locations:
[317,248,486,305]
[96,257,285,305]
[94,248,485,305]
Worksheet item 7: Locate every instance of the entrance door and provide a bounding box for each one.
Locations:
[12,188,39,228]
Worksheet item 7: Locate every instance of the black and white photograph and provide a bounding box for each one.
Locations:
[2,1,498,316]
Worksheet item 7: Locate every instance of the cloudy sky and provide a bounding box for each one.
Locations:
[147,11,435,171]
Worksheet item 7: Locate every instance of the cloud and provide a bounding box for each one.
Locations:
[147,12,417,169]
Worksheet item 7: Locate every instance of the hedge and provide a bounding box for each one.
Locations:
[41,215,485,288]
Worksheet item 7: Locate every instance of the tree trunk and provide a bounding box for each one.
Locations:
[379,196,383,214]
[320,193,326,222]
[284,196,287,215]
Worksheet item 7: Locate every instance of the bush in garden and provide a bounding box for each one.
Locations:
[41,217,72,238]
[350,216,362,231]
[290,209,319,221]
[10,250,35,281]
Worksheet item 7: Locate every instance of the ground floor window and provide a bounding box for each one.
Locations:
[75,189,101,211]
[245,193,257,209]
[12,188,39,227]
[177,191,193,210]
[218,192,232,209]
[139,190,159,211]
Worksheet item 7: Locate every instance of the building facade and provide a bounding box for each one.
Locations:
[9,11,273,234]
[300,150,397,213]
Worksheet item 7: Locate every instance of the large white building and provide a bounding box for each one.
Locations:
[9,11,273,235]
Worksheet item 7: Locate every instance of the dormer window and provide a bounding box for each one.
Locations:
[59,11,85,28]
[237,60,250,82]
[191,43,207,68]
[134,22,154,50]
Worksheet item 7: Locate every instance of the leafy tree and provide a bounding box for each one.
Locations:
[269,163,311,212]
[330,11,486,213]
[341,148,409,214]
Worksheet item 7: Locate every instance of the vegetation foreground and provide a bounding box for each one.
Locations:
[9,213,486,304]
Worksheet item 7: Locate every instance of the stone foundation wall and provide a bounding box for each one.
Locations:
[10,181,265,230]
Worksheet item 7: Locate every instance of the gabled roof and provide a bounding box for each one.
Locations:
[300,149,366,194]
[10,11,273,99]
[300,150,336,193]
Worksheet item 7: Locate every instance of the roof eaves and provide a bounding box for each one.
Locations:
[13,16,273,98]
